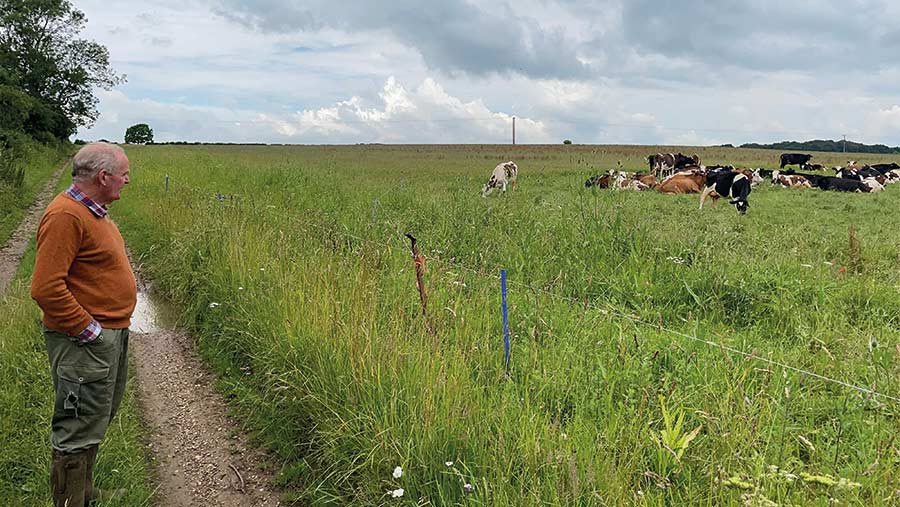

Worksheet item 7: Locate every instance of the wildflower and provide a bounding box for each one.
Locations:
[390,488,404,498]
[260,267,266,271]
[208,302,220,308]
[463,483,475,493]
[238,286,244,291]
[445,461,454,467]
[393,466,403,479]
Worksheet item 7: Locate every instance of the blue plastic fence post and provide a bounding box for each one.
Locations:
[501,269,510,370]
[165,174,169,192]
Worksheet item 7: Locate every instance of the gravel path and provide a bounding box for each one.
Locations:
[0,158,69,296]
[130,277,282,506]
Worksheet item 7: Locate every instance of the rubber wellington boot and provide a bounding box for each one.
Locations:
[51,449,87,507]
[84,445,126,505]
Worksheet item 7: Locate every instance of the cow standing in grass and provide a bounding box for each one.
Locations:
[481,161,518,197]
[780,153,813,169]
[699,170,751,214]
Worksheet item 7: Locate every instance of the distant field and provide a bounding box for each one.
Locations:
[114,144,900,506]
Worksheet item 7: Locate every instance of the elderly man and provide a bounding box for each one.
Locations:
[31,142,135,506]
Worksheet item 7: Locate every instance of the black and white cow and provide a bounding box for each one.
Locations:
[699,171,751,214]
[648,152,700,179]
[815,176,869,192]
[834,167,862,180]
[780,153,813,169]
[869,162,900,174]
[481,161,518,197]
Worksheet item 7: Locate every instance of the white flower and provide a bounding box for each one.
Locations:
[238,286,244,291]
[390,488,404,498]
[208,302,220,308]
[445,461,454,467]
[463,483,474,493]
[393,466,403,479]
[260,267,265,271]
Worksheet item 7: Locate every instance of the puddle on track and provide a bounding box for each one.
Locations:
[131,291,179,333]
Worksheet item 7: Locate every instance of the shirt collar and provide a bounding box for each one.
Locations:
[65,184,108,218]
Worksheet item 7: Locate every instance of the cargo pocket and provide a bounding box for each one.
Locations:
[56,365,110,418]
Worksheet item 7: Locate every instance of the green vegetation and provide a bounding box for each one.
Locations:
[742,139,900,154]
[124,123,153,145]
[0,140,69,245]
[0,0,123,130]
[112,144,900,505]
[0,240,154,506]
[0,0,121,231]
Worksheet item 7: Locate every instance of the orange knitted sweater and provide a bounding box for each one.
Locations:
[31,192,136,335]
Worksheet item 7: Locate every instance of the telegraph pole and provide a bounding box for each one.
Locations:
[512,116,516,145]
[843,134,846,153]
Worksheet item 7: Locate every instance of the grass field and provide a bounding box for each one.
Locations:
[112,144,900,505]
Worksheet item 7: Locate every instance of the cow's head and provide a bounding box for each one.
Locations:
[481,176,497,197]
[730,198,749,215]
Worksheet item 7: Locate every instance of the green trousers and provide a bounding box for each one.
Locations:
[45,327,129,453]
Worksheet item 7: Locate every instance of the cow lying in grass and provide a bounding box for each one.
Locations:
[699,170,751,214]
[771,170,813,189]
[481,161,518,197]
[655,167,705,194]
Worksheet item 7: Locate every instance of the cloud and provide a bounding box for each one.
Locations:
[214,0,592,79]
[72,0,900,146]
[78,77,552,144]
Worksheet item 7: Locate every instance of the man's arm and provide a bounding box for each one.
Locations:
[30,210,98,339]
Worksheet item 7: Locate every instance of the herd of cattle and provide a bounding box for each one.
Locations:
[480,153,900,215]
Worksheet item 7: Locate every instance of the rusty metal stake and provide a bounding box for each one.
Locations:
[405,233,434,334]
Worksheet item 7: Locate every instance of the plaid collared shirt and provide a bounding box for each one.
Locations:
[64,184,105,342]
[65,184,108,218]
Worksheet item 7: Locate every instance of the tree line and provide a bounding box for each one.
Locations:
[740,139,900,154]
[0,0,122,188]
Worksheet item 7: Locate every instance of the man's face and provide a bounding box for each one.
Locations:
[100,156,130,203]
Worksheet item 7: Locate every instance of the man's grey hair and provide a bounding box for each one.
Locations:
[72,142,127,182]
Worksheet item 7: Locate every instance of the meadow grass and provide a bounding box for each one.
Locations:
[114,144,900,505]
[0,173,154,506]
[0,142,70,246]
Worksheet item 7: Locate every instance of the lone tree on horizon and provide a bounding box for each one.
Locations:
[125,123,153,144]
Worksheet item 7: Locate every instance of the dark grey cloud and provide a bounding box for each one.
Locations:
[214,0,591,79]
[618,0,891,73]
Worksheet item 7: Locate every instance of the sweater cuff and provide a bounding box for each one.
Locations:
[75,320,101,343]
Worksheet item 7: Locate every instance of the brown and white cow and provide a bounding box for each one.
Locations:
[481,161,518,197]
[771,170,812,189]
[655,170,706,194]
[612,171,651,191]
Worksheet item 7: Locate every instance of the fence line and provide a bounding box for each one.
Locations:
[173,179,900,404]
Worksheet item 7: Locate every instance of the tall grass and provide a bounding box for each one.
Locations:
[0,142,70,245]
[114,144,900,505]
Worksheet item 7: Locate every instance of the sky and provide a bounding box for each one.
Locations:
[74,0,900,146]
